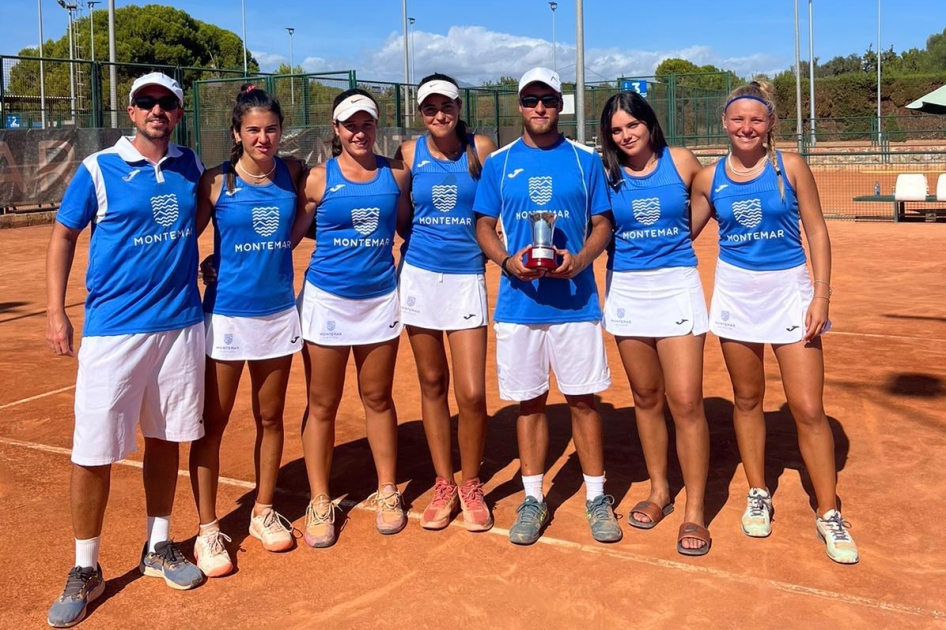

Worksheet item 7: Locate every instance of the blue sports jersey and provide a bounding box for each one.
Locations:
[203,158,296,316]
[306,156,400,299]
[473,136,611,324]
[607,150,698,271]
[402,134,485,274]
[710,152,806,271]
[56,137,203,336]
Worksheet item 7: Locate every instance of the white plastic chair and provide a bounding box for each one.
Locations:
[894,174,928,201]
[936,174,946,201]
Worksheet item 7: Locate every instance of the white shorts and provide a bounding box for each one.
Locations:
[603,267,709,338]
[399,262,488,330]
[205,306,302,361]
[709,259,831,344]
[494,321,611,401]
[72,323,205,466]
[299,280,403,346]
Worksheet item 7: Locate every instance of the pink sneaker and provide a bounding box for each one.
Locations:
[369,485,407,535]
[194,529,233,577]
[249,507,294,552]
[458,477,493,532]
[420,477,459,530]
[304,494,338,548]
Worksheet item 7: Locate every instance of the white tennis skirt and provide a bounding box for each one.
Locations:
[299,280,403,346]
[205,306,302,361]
[603,267,709,338]
[709,259,831,344]
[399,261,488,330]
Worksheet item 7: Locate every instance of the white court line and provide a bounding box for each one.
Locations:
[830,331,946,342]
[0,385,75,410]
[0,436,943,621]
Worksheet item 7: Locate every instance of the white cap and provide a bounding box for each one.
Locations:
[333,94,379,122]
[128,72,184,106]
[417,79,460,106]
[518,67,562,95]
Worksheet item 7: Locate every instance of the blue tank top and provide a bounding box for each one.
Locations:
[203,159,297,316]
[402,134,485,274]
[607,150,698,271]
[306,156,399,299]
[709,151,806,271]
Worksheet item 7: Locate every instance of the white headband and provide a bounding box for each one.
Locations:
[417,80,460,106]
[333,94,379,122]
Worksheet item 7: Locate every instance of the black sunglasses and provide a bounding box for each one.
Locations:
[133,95,180,111]
[519,95,560,109]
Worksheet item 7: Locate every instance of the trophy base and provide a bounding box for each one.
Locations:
[525,246,557,270]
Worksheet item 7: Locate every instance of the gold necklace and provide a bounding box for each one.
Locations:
[726,153,766,177]
[236,159,276,180]
[627,153,657,173]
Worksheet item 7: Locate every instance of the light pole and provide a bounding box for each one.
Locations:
[793,0,803,152]
[548,2,557,71]
[57,0,79,124]
[408,17,415,84]
[401,0,410,127]
[575,0,585,143]
[108,0,116,127]
[876,0,882,145]
[241,0,248,75]
[808,0,816,147]
[285,27,295,106]
[88,1,99,61]
[37,0,47,128]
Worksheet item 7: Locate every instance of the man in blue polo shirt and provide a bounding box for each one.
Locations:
[474,68,621,546]
[46,72,205,628]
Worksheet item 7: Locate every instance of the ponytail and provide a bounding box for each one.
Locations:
[456,119,482,180]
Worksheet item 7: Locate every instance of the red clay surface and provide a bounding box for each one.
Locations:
[1,221,946,629]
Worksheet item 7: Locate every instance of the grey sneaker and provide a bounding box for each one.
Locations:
[585,494,623,543]
[139,541,203,590]
[508,496,549,546]
[47,565,105,628]
[741,488,774,538]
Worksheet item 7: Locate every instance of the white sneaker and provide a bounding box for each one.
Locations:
[816,509,859,564]
[249,508,294,552]
[741,488,773,538]
[194,529,233,577]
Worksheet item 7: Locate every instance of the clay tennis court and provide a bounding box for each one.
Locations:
[1,217,945,628]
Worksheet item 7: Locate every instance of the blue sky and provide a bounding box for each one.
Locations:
[4,0,944,84]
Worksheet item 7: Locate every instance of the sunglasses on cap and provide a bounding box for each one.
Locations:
[132,95,180,111]
[519,95,560,109]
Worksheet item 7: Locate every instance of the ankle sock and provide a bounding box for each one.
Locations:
[146,515,170,553]
[75,536,100,569]
[522,474,544,502]
[583,473,605,501]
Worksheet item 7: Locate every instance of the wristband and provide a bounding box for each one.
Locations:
[500,255,512,276]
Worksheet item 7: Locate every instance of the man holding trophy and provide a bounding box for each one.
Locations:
[474,68,620,546]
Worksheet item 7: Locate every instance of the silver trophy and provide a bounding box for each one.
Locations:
[526,212,557,269]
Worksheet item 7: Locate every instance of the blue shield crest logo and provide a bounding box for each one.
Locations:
[351,208,380,236]
[223,333,233,345]
[327,320,336,332]
[721,310,730,322]
[407,296,416,307]
[528,176,553,206]
[616,308,626,319]
[150,193,179,227]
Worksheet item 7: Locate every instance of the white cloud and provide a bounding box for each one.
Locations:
[252,25,786,84]
[252,50,287,69]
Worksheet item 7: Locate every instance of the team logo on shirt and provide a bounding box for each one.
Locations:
[351,208,380,235]
[416,160,431,169]
[732,198,762,229]
[431,184,457,212]
[327,320,336,331]
[721,310,731,322]
[223,333,233,345]
[150,194,179,227]
[252,206,280,237]
[122,169,141,183]
[631,197,661,226]
[407,296,416,307]
[616,308,626,319]
[528,177,553,206]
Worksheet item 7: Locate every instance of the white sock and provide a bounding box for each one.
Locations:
[75,537,100,569]
[198,520,220,536]
[522,474,544,502]
[146,515,171,553]
[583,473,605,501]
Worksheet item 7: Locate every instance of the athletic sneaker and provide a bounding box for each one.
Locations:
[741,487,774,538]
[304,494,338,548]
[508,496,549,546]
[194,529,233,578]
[458,477,493,532]
[585,494,623,543]
[420,477,459,530]
[139,541,203,590]
[47,565,105,628]
[249,507,294,552]
[369,486,408,535]
[816,509,859,564]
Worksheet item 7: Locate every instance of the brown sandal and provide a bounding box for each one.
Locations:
[677,522,712,556]
[628,501,674,530]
